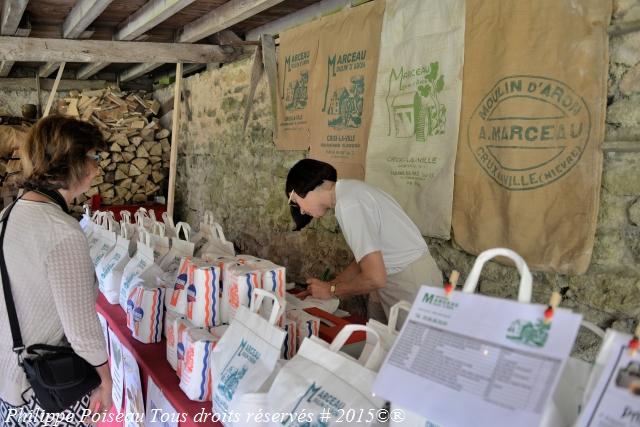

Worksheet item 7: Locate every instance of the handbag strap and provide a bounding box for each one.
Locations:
[0,198,26,354]
[1,188,70,356]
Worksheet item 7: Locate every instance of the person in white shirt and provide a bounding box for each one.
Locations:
[286,159,442,321]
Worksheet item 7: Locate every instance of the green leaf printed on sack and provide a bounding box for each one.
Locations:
[506,319,550,348]
[387,62,447,142]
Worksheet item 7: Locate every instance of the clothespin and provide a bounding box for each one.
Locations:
[444,270,460,299]
[544,292,562,325]
[629,325,640,357]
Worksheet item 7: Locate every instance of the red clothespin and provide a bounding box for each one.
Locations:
[444,270,460,299]
[629,325,640,357]
[543,292,562,325]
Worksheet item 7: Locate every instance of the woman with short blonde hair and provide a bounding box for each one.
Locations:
[0,115,112,425]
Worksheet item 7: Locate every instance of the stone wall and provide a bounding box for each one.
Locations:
[159,2,638,361]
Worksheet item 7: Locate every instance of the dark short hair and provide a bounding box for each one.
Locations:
[20,115,106,190]
[285,159,337,231]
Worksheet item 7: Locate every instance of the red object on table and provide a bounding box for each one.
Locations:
[96,293,222,427]
[90,195,167,222]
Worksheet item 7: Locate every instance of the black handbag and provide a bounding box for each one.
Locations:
[0,190,101,413]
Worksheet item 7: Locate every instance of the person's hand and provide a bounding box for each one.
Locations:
[85,380,113,425]
[303,277,332,300]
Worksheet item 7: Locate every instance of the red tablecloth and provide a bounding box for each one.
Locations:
[96,294,222,427]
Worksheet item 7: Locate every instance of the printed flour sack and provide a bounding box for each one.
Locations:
[211,289,286,416]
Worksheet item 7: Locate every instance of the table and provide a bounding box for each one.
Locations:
[96,293,222,427]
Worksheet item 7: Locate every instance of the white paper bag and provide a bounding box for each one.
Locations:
[267,325,385,426]
[361,301,412,372]
[187,262,221,328]
[179,328,221,402]
[165,309,185,371]
[126,280,166,344]
[96,224,133,304]
[176,317,195,378]
[211,289,286,415]
[166,256,194,316]
[119,231,155,310]
[196,219,235,258]
[162,211,177,238]
[158,222,195,275]
[286,309,321,348]
[89,215,118,267]
[221,263,262,324]
[150,221,170,261]
[281,318,298,360]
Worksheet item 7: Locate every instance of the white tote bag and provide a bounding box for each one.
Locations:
[211,289,286,415]
[267,325,385,426]
[195,215,235,258]
[79,204,92,232]
[162,211,178,238]
[119,230,155,310]
[89,215,118,267]
[96,223,133,304]
[158,222,195,274]
[361,300,412,372]
[149,221,171,261]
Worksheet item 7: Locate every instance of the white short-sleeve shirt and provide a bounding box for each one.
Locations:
[334,180,428,275]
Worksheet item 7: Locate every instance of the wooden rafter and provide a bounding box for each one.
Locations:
[0,0,29,77]
[119,0,286,82]
[0,36,230,63]
[77,0,198,80]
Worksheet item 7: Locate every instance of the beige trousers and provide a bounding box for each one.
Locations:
[368,252,442,324]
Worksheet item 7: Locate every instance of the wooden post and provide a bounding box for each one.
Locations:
[43,62,65,117]
[167,62,182,219]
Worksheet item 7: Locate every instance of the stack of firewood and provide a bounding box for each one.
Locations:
[57,88,170,208]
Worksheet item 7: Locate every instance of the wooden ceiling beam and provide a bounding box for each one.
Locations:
[0,36,229,63]
[78,0,198,80]
[245,0,351,40]
[119,0,284,83]
[1,0,29,36]
[178,0,285,43]
[0,0,29,77]
[116,0,198,41]
[63,0,114,39]
[39,0,114,78]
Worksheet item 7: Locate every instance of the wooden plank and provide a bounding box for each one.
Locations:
[0,61,15,77]
[602,141,640,153]
[608,19,640,37]
[0,36,230,63]
[63,0,114,39]
[0,77,111,91]
[246,0,350,40]
[167,62,183,219]
[43,63,65,117]
[120,63,162,83]
[116,0,197,41]
[76,62,109,80]
[38,62,62,78]
[178,0,286,43]
[261,34,278,140]
[243,44,263,131]
[1,0,29,36]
